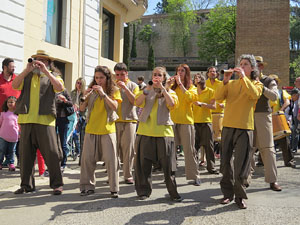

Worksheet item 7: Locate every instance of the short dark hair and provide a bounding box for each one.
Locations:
[291,88,300,95]
[2,58,14,70]
[137,76,144,82]
[114,62,127,72]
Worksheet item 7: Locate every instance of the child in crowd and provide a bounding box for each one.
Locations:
[0,96,19,171]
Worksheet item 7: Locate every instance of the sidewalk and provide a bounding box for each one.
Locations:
[0,152,299,225]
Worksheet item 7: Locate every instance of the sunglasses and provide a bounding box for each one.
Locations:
[77,82,82,85]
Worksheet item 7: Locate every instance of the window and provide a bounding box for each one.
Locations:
[46,0,63,45]
[101,9,115,60]
[45,0,70,48]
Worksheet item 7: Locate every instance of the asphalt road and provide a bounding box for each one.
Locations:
[0,151,299,225]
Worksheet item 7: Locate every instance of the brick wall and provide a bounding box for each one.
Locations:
[236,0,290,86]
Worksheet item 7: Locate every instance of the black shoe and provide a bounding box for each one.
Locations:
[291,149,297,153]
[14,187,35,194]
[209,170,219,175]
[110,192,118,198]
[171,196,183,202]
[285,161,296,168]
[256,161,264,167]
[138,195,148,200]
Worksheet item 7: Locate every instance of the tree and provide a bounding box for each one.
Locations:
[155,0,168,14]
[166,0,197,57]
[290,6,300,50]
[291,54,300,79]
[197,2,236,63]
[123,23,130,68]
[130,23,137,58]
[138,25,158,70]
[148,45,155,70]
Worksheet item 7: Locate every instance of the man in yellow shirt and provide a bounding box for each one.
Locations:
[215,54,263,209]
[114,63,139,184]
[12,50,64,195]
[193,74,218,174]
[269,74,296,169]
[206,66,225,158]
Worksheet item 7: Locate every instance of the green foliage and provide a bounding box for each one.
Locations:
[291,54,300,79]
[290,6,300,50]
[138,25,158,47]
[166,0,197,57]
[197,2,236,63]
[155,0,169,14]
[148,45,155,70]
[131,23,137,58]
[123,24,130,68]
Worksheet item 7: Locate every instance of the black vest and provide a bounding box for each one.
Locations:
[255,76,273,113]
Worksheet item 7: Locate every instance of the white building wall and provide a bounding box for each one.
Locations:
[82,0,100,85]
[0,0,25,73]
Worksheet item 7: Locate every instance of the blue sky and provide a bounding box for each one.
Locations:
[144,0,160,15]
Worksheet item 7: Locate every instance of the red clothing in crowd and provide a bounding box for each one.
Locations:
[0,73,21,111]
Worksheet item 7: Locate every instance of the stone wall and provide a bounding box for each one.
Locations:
[236,0,290,86]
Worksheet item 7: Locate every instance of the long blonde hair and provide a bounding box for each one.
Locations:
[74,77,86,95]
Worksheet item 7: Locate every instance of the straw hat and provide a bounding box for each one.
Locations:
[31,50,54,61]
[268,74,281,84]
[255,56,267,66]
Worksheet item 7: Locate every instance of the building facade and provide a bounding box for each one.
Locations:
[0,0,147,90]
[236,0,290,86]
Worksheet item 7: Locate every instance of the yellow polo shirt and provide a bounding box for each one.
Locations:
[116,79,139,123]
[170,85,197,124]
[136,91,178,137]
[215,76,263,130]
[193,87,214,123]
[16,74,64,126]
[270,89,291,113]
[85,90,122,135]
[206,78,225,113]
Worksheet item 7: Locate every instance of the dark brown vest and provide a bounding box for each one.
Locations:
[15,72,57,117]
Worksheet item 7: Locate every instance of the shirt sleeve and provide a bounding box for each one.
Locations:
[113,89,123,103]
[54,76,65,93]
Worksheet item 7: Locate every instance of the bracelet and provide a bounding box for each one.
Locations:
[143,89,149,95]
[178,83,183,86]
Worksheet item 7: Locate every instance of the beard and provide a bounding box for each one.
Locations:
[32,68,41,75]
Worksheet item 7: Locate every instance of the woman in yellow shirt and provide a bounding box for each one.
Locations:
[79,65,121,198]
[169,64,200,186]
[193,74,218,174]
[215,54,263,209]
[135,67,182,202]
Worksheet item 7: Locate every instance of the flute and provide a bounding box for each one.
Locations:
[80,89,94,103]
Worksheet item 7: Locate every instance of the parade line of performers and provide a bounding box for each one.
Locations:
[10,50,297,210]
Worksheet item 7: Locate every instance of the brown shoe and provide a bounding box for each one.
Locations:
[220,197,233,204]
[235,198,247,209]
[270,182,282,191]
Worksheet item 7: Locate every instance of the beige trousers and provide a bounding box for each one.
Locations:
[253,112,277,183]
[80,133,119,192]
[173,124,200,180]
[116,122,136,179]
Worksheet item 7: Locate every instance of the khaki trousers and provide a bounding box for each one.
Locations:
[134,135,180,199]
[19,124,63,190]
[80,133,119,193]
[220,127,252,199]
[116,122,136,179]
[253,112,277,183]
[173,124,200,180]
[194,123,216,172]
